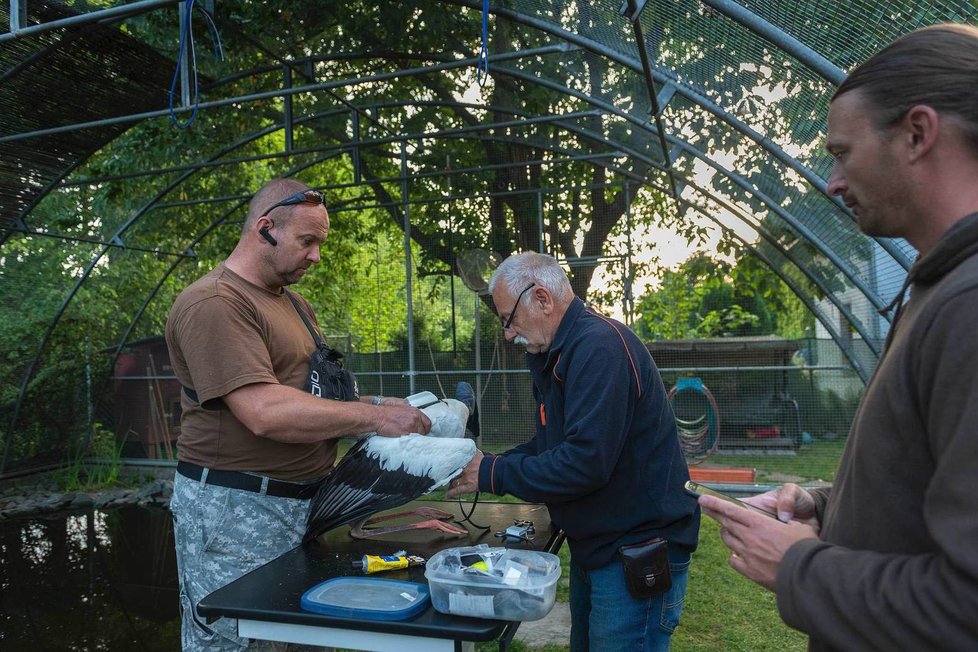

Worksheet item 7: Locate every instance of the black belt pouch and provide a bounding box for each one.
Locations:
[618,536,671,599]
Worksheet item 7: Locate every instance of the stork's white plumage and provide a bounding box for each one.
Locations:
[303,391,477,544]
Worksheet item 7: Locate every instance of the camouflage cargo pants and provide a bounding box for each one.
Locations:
[171,471,328,651]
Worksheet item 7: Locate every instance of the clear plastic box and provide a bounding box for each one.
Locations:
[300,577,430,621]
[424,545,561,621]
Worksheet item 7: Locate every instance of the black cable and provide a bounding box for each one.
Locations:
[453,491,490,532]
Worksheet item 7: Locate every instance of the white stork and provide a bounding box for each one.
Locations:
[303,388,477,543]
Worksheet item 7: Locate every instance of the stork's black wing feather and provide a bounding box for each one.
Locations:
[303,437,437,543]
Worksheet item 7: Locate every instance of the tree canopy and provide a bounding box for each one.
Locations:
[634,252,813,341]
[6,0,961,473]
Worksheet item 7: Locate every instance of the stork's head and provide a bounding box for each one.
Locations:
[403,391,470,438]
[419,398,469,439]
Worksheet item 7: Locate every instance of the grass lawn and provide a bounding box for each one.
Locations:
[707,439,844,484]
[672,517,807,651]
[481,438,845,486]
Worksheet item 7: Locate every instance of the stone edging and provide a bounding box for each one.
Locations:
[0,479,174,521]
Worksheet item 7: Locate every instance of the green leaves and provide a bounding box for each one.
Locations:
[634,251,813,340]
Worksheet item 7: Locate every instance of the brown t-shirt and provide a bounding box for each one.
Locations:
[165,263,336,480]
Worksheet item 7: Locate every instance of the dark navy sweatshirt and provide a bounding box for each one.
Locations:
[478,297,700,569]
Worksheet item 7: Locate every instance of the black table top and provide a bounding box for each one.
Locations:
[196,500,562,643]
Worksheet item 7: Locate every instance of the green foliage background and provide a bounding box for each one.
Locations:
[0,0,875,475]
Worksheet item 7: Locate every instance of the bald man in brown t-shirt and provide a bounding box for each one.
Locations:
[165,177,430,651]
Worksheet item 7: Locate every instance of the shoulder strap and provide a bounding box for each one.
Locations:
[285,290,344,363]
[285,290,323,347]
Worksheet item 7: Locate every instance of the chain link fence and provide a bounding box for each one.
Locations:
[100,329,862,487]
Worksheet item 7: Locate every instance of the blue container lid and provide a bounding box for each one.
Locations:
[300,577,430,621]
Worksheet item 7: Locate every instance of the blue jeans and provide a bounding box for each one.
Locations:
[569,552,690,652]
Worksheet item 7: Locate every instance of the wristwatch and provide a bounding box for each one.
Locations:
[371,395,383,405]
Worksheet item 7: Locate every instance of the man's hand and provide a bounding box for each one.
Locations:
[746,483,820,529]
[374,405,432,437]
[446,450,484,498]
[700,492,818,591]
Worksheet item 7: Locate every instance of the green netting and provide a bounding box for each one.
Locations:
[3,0,977,476]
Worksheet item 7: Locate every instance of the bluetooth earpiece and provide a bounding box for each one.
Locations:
[259,224,278,246]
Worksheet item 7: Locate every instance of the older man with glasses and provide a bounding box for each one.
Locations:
[449,251,700,652]
[166,177,431,651]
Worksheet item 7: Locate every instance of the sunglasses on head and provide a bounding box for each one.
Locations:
[261,189,324,217]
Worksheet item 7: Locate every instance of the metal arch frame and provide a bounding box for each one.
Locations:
[34,97,636,245]
[453,67,890,342]
[2,0,180,42]
[4,36,906,291]
[677,197,868,382]
[0,2,908,463]
[676,183,871,382]
[4,97,650,451]
[57,108,618,189]
[467,0,912,272]
[8,108,888,337]
[0,0,911,275]
[0,45,573,246]
[259,101,880,365]
[134,153,629,216]
[668,138,887,326]
[0,44,572,144]
[2,56,876,388]
[269,26,908,275]
[488,66,893,332]
[3,58,857,299]
[239,53,905,315]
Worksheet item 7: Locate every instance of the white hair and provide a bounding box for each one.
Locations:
[488,252,573,305]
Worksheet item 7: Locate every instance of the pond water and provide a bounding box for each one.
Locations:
[0,506,181,650]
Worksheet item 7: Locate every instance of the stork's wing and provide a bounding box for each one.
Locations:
[304,435,476,544]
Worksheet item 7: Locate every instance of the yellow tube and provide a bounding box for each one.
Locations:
[354,554,425,574]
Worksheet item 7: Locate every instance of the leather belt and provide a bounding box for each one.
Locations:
[176,461,320,499]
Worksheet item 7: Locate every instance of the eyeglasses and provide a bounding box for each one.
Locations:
[502,283,536,331]
[261,189,324,217]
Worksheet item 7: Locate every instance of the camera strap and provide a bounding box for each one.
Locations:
[285,290,343,364]
[285,290,358,401]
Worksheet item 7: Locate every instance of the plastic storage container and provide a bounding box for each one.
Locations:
[300,577,430,621]
[424,545,561,621]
